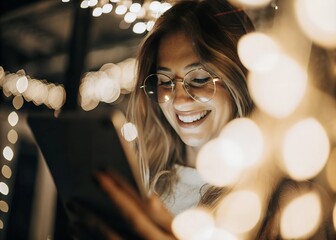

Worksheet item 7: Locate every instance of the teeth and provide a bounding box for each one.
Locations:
[178,111,208,123]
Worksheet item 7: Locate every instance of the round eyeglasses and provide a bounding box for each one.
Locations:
[140,68,218,103]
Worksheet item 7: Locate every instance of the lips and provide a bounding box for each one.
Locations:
[176,110,210,128]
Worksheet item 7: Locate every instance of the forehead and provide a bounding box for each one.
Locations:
[157,31,199,70]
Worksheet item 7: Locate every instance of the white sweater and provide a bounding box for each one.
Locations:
[161,165,208,215]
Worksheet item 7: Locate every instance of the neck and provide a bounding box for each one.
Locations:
[185,145,201,168]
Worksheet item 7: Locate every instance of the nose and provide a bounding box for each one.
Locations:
[173,80,193,106]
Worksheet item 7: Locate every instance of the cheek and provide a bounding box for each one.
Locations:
[159,103,175,125]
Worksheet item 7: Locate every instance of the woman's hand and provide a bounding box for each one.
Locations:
[69,171,176,240]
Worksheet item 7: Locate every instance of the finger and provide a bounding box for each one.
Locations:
[96,172,176,240]
[100,171,174,233]
[147,194,174,233]
[103,170,145,205]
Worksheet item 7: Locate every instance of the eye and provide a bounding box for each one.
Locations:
[157,75,173,88]
[189,77,212,87]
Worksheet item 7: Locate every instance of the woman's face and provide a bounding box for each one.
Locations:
[157,31,233,147]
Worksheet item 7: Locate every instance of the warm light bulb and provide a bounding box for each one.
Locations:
[248,54,307,118]
[149,1,161,11]
[48,85,66,110]
[216,190,262,234]
[8,111,19,126]
[115,5,127,15]
[80,0,89,8]
[92,7,103,17]
[3,146,14,161]
[133,22,147,34]
[0,182,9,195]
[295,0,336,49]
[220,118,264,167]
[130,3,141,13]
[280,192,321,239]
[7,129,18,144]
[0,201,9,213]
[121,123,138,141]
[124,12,137,23]
[1,165,12,179]
[229,0,272,8]
[172,208,215,240]
[102,3,113,13]
[12,95,24,110]
[238,32,281,72]
[196,138,243,187]
[88,0,98,7]
[282,118,330,180]
[118,58,137,93]
[16,76,28,93]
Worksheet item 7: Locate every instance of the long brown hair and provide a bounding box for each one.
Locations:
[127,0,254,205]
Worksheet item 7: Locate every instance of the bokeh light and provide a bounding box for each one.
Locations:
[130,3,141,13]
[92,7,103,17]
[282,118,330,181]
[47,85,66,110]
[0,182,9,195]
[295,0,336,49]
[280,192,322,239]
[102,3,113,13]
[220,118,264,167]
[115,5,127,15]
[248,54,308,118]
[121,122,138,142]
[8,111,19,126]
[133,22,147,34]
[88,0,98,7]
[229,0,272,9]
[216,190,262,234]
[172,208,215,240]
[1,165,12,179]
[196,138,243,187]
[238,32,281,72]
[16,75,28,93]
[7,129,18,144]
[12,95,24,110]
[124,12,137,23]
[0,201,9,213]
[3,146,14,161]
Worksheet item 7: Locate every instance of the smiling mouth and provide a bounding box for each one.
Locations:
[177,110,210,123]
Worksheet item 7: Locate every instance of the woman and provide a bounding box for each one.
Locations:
[127,0,254,212]
[72,1,336,239]
[72,0,254,239]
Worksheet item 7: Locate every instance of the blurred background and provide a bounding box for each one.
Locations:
[0,0,146,239]
[0,0,335,239]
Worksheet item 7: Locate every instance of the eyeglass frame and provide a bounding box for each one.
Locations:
[140,68,220,103]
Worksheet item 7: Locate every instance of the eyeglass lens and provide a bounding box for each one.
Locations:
[143,69,216,103]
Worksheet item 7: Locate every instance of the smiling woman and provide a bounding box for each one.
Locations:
[67,0,336,239]
[128,0,254,203]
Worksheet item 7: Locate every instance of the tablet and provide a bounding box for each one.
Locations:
[27,110,145,234]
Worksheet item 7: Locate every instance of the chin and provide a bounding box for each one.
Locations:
[181,136,208,148]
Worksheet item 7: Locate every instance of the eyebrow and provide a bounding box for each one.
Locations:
[157,62,202,72]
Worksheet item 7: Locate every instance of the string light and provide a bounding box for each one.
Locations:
[61,1,172,34]
[0,70,66,110]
